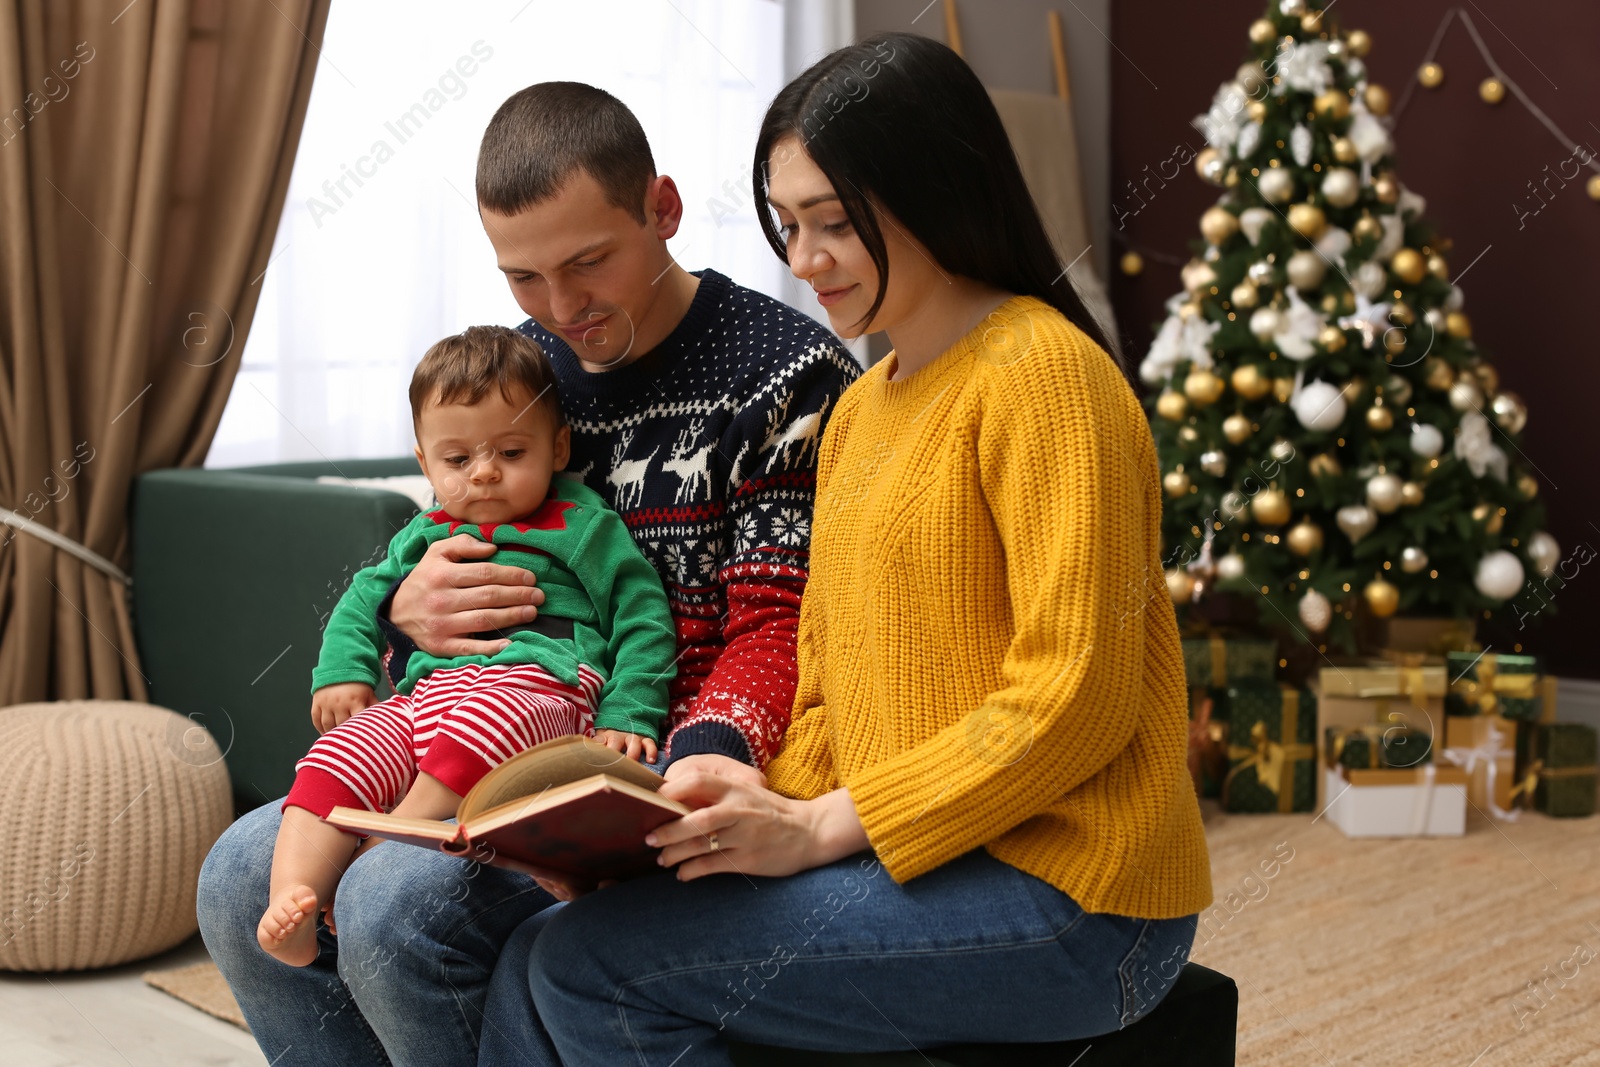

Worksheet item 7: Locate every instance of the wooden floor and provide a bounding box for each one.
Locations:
[0,935,266,1067]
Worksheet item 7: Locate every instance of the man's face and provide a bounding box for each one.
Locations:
[480,170,676,368]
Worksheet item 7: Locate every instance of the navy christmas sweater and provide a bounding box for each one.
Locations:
[380,269,860,768]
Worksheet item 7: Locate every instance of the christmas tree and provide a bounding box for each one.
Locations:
[1140,0,1560,654]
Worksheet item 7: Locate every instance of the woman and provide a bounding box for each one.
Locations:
[478,32,1211,1065]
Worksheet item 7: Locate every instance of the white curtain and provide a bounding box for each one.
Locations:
[207,0,807,467]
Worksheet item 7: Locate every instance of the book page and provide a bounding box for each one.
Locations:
[458,735,665,822]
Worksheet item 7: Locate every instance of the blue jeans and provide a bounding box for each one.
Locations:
[196,799,558,1067]
[478,849,1199,1066]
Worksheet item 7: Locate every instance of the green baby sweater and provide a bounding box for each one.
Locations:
[312,477,677,739]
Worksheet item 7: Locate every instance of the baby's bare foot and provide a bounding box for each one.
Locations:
[257,885,322,966]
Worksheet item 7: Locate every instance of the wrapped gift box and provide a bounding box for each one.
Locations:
[1222,682,1316,813]
[1385,617,1477,656]
[1441,714,1518,815]
[1325,724,1432,773]
[1518,723,1598,818]
[1314,661,1441,809]
[1322,764,1469,837]
[1182,636,1276,691]
[1446,651,1542,721]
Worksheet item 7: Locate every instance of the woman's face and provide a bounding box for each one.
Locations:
[764,135,940,339]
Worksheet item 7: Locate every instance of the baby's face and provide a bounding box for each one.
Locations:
[414,387,570,525]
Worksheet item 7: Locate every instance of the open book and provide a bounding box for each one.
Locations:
[326,735,689,880]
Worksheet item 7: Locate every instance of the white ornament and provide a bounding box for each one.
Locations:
[1258,167,1295,204]
[1275,288,1325,361]
[1346,56,1366,80]
[1315,227,1352,265]
[1239,207,1275,245]
[1291,124,1314,167]
[1280,0,1307,16]
[1336,504,1378,542]
[1139,310,1222,385]
[1287,249,1328,292]
[1293,380,1348,431]
[1195,82,1250,152]
[1277,40,1334,95]
[1410,423,1444,458]
[1375,215,1405,262]
[1236,120,1263,160]
[1445,285,1465,311]
[1248,260,1276,286]
[1454,411,1509,482]
[1527,531,1561,578]
[1182,259,1218,293]
[1352,260,1387,299]
[1338,294,1393,350]
[1475,550,1525,600]
[1299,588,1333,632]
[1250,307,1284,340]
[1397,185,1427,220]
[1348,103,1392,163]
[1449,378,1483,413]
[1322,167,1360,208]
[1200,450,1228,476]
[1401,546,1430,574]
[1217,552,1247,581]
[1367,473,1404,513]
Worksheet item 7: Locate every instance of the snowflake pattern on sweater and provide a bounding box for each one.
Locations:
[380,270,859,768]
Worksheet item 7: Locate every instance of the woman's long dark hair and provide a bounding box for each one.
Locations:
[753,31,1118,366]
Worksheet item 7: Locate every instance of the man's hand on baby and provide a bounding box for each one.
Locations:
[311,683,376,734]
[594,728,658,764]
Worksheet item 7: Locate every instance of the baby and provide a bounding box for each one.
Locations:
[256,325,678,966]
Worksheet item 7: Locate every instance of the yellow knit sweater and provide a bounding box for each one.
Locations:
[765,296,1213,919]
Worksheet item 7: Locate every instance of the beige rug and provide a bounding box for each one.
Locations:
[147,806,1600,1062]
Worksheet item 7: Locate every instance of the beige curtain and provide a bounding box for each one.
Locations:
[0,0,331,703]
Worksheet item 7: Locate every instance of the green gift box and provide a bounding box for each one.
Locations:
[1382,727,1433,768]
[1325,724,1431,772]
[1446,651,1542,720]
[1182,636,1276,691]
[1223,682,1316,813]
[1517,723,1597,818]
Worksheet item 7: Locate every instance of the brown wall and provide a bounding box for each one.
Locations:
[1109,1,1600,679]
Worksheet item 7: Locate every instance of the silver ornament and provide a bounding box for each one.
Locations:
[1410,423,1444,458]
[1201,153,1228,185]
[1491,392,1528,434]
[1366,472,1404,514]
[1248,260,1276,286]
[1298,588,1332,632]
[1425,308,1448,332]
[1270,438,1296,464]
[1527,531,1561,578]
[1250,307,1283,340]
[1287,249,1328,290]
[1336,504,1377,542]
[1321,168,1360,208]
[1400,546,1430,574]
[1200,450,1228,476]
[1352,260,1387,299]
[1236,62,1268,96]
[1280,0,1307,16]
[1449,378,1483,412]
[1292,381,1347,431]
[1239,207,1275,244]
[1217,552,1247,580]
[1385,377,1413,405]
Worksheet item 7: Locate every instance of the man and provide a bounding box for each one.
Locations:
[198,81,858,1067]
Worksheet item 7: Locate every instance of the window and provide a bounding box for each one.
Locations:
[208,0,802,466]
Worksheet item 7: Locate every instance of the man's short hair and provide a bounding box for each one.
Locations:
[476,82,656,224]
[410,325,564,432]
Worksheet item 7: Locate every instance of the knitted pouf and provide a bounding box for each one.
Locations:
[0,701,233,971]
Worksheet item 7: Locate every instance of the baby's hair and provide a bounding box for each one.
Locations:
[409,325,564,431]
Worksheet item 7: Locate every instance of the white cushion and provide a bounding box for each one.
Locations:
[315,474,435,512]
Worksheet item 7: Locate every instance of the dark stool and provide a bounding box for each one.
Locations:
[729,962,1237,1066]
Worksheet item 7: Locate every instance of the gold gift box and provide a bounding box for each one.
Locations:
[1441,714,1518,814]
[1314,665,1444,812]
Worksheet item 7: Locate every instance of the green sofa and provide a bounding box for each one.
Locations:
[130,457,423,810]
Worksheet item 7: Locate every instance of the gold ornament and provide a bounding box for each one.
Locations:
[1272,376,1295,402]
[1363,84,1392,116]
[1163,469,1192,498]
[1320,294,1340,313]
[1491,391,1528,434]
[1120,251,1144,276]
[1588,174,1600,201]
[1247,99,1268,123]
[1352,213,1383,242]
[1287,519,1325,557]
[1252,488,1292,526]
[1391,248,1427,285]
[1195,147,1225,186]
[1318,324,1348,352]
[1179,300,1202,318]
[1364,577,1400,618]
[1201,206,1240,245]
[1184,369,1226,406]
[1178,425,1200,445]
[1401,546,1429,574]
[1449,378,1483,412]
[1223,413,1254,444]
[1287,249,1328,290]
[1332,137,1359,164]
[1390,301,1416,326]
[1232,364,1271,400]
[1156,390,1189,421]
[1427,254,1449,279]
[1248,18,1277,44]
[1472,503,1504,535]
[1313,90,1350,121]
[1473,362,1500,395]
[1366,403,1394,431]
[1308,453,1343,478]
[1373,175,1400,204]
[1287,202,1328,240]
[1418,62,1444,89]
[1479,77,1506,105]
[1384,330,1407,356]
[1517,472,1539,499]
[1300,12,1323,33]
[1400,481,1425,507]
[1231,282,1260,309]
[1445,312,1472,339]
[1424,357,1455,390]
[1340,376,1366,404]
[1346,29,1372,57]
